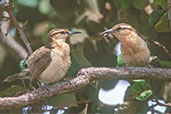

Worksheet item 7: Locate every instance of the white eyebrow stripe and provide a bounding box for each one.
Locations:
[51,30,65,36]
[119,25,132,29]
[51,31,60,36]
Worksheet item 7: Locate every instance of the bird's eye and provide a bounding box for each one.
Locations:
[60,31,66,34]
[116,27,122,31]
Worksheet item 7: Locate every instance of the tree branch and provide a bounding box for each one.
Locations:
[3,0,33,55]
[147,38,171,57]
[0,67,171,110]
[154,96,171,107]
[0,11,28,60]
[168,0,171,29]
[0,31,28,60]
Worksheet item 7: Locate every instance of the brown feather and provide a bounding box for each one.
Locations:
[28,46,51,83]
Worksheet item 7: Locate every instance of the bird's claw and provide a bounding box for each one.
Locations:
[64,78,72,85]
[29,83,36,90]
[40,83,50,91]
[36,81,50,91]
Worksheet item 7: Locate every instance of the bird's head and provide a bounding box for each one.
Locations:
[101,23,136,41]
[46,28,81,47]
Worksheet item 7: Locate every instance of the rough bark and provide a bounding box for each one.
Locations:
[0,67,171,110]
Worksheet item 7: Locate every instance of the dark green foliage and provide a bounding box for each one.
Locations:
[131,80,152,101]
[155,0,168,9]
[149,10,165,26]
[19,58,28,71]
[0,0,170,113]
[117,54,126,67]
[117,54,153,101]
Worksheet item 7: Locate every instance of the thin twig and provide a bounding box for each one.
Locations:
[0,67,171,110]
[154,96,171,107]
[147,38,171,57]
[4,0,33,55]
[148,108,166,114]
[138,32,171,57]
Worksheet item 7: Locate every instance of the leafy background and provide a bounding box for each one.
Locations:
[0,0,171,113]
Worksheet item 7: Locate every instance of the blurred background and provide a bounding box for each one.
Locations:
[0,0,171,113]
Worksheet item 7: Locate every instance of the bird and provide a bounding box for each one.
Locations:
[101,23,150,66]
[4,28,81,88]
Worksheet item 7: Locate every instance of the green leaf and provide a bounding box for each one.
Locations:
[131,80,152,101]
[17,0,38,8]
[149,10,165,26]
[117,54,126,67]
[135,80,150,90]
[133,79,150,85]
[48,93,78,108]
[133,0,149,9]
[131,82,145,96]
[113,0,132,11]
[155,0,168,10]
[19,58,28,72]
[136,90,153,101]
[133,79,145,83]
[154,12,170,32]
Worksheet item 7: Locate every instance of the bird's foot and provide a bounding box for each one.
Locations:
[40,83,50,91]
[36,81,50,91]
[64,78,72,85]
[29,83,36,90]
[146,62,153,69]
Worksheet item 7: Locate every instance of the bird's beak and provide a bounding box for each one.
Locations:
[101,29,117,35]
[68,31,82,35]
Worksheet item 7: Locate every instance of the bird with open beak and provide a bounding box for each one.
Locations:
[4,28,81,88]
[101,23,150,66]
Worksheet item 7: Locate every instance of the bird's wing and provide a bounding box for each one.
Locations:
[28,46,51,83]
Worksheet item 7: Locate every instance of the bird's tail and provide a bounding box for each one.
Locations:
[3,69,31,82]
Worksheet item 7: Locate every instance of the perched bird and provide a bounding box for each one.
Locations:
[4,28,81,87]
[101,23,150,66]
